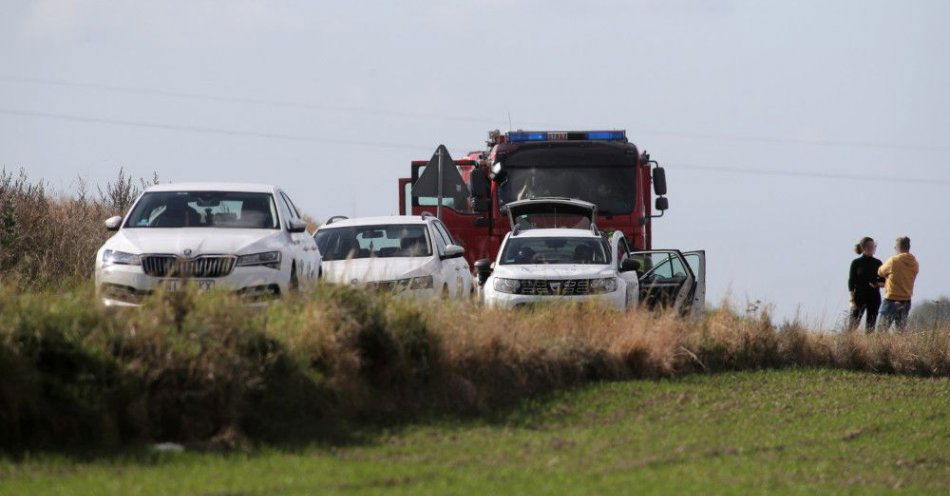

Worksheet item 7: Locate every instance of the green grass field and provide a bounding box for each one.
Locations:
[2,369,947,495]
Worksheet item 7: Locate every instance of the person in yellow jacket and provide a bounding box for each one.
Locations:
[877,236,919,331]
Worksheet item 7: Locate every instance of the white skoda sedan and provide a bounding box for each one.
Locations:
[95,183,320,305]
[314,215,473,299]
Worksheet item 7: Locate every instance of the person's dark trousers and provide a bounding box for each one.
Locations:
[849,294,881,332]
[879,299,912,331]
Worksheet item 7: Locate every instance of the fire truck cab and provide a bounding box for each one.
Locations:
[400,130,667,262]
[399,129,705,314]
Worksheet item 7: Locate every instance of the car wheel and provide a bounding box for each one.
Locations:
[290,262,299,292]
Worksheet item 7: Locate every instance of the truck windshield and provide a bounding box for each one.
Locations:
[499,167,637,215]
[500,237,608,265]
[497,146,638,215]
[315,224,432,261]
[125,191,279,229]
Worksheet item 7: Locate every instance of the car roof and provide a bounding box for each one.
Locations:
[511,228,601,239]
[145,183,278,193]
[317,215,429,229]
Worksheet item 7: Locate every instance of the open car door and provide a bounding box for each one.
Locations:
[682,250,706,316]
[629,249,697,314]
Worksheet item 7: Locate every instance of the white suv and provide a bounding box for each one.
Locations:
[314,214,473,298]
[95,183,320,305]
[476,198,638,310]
[477,198,706,314]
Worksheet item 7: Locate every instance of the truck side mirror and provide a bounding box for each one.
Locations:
[470,169,491,198]
[652,167,667,196]
[655,197,669,211]
[474,258,493,285]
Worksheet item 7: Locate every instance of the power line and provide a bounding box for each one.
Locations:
[0,75,505,126]
[0,107,437,151]
[671,163,950,186]
[1,106,948,187]
[3,74,948,153]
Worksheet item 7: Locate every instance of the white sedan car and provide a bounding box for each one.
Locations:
[477,227,639,310]
[314,214,473,298]
[95,183,320,306]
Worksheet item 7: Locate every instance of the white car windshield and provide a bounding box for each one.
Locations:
[500,237,608,265]
[316,224,432,261]
[125,191,279,229]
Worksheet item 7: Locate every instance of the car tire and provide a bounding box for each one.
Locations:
[290,261,299,292]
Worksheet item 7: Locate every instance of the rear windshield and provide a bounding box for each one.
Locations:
[125,191,279,229]
[500,237,608,265]
[315,224,432,261]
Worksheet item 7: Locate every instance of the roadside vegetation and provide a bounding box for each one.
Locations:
[1,284,947,452]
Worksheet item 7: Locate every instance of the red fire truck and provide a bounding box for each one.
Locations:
[398,129,669,264]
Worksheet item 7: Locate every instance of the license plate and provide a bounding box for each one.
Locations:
[158,279,215,291]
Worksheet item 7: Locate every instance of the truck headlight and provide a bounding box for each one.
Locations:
[102,249,141,266]
[236,251,281,269]
[493,278,520,294]
[589,277,618,294]
[408,275,433,290]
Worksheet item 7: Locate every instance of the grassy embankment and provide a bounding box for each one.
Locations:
[2,369,947,495]
[1,284,948,453]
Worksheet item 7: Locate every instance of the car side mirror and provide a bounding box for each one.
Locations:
[105,216,123,231]
[655,197,669,212]
[442,244,465,259]
[652,167,667,196]
[474,258,493,285]
[620,258,640,273]
[288,218,308,233]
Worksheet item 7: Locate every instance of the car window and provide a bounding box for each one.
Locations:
[429,223,448,254]
[432,220,455,246]
[634,252,689,279]
[277,192,297,220]
[125,191,279,229]
[500,237,608,265]
[617,236,631,266]
[280,191,302,219]
[315,224,432,260]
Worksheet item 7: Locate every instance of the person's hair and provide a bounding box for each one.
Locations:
[897,236,911,252]
[854,236,874,255]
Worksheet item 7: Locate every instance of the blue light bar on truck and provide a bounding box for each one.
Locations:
[506,130,626,142]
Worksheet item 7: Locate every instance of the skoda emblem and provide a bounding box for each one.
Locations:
[184,248,192,257]
[550,282,561,293]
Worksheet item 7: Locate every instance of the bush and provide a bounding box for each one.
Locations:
[0,168,156,289]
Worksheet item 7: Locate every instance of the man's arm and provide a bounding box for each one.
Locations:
[878,258,892,278]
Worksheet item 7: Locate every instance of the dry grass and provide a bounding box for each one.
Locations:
[0,169,154,288]
[1,285,947,452]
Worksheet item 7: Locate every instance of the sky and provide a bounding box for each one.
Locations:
[1,0,948,325]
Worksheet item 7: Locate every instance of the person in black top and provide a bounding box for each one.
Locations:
[848,236,884,332]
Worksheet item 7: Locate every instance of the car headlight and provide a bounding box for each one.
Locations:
[408,275,433,290]
[102,249,141,266]
[493,278,520,294]
[589,277,618,294]
[236,251,281,269]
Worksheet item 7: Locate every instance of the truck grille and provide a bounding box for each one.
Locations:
[141,255,236,278]
[516,279,591,296]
